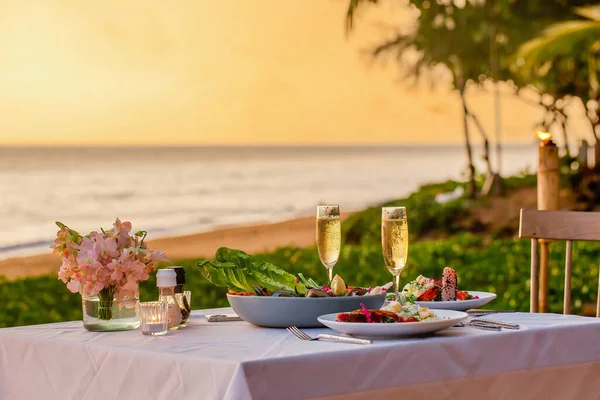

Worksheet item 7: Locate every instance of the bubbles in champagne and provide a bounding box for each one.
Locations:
[316,217,341,268]
[381,219,408,274]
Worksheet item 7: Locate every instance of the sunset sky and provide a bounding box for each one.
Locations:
[0,0,593,146]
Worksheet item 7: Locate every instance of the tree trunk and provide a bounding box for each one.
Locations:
[494,84,502,176]
[584,113,599,143]
[468,113,494,176]
[594,110,600,142]
[460,88,477,198]
[489,6,503,176]
[558,114,572,158]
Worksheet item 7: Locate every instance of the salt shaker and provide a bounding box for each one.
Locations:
[156,269,182,330]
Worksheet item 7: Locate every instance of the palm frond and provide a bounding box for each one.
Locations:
[516,21,600,68]
[574,5,600,22]
[371,34,412,59]
[345,0,379,33]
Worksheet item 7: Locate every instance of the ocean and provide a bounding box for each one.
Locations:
[0,145,536,259]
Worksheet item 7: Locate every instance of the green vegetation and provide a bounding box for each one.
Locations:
[1,174,597,328]
[344,174,536,246]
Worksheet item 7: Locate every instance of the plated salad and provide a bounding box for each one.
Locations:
[336,299,437,323]
[399,267,479,302]
[197,247,391,298]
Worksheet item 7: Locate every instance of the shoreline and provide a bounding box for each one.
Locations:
[0,213,354,281]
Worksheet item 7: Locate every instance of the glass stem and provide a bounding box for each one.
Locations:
[328,268,333,285]
[394,274,400,301]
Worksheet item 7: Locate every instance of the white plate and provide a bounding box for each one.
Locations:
[317,309,468,338]
[415,291,496,311]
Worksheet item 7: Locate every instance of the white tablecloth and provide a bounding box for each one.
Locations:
[1,308,600,400]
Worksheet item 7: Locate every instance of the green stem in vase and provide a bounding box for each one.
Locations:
[97,285,117,321]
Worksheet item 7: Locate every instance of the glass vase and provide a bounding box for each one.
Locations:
[81,285,141,332]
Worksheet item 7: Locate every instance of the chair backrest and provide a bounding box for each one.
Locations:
[519,209,600,316]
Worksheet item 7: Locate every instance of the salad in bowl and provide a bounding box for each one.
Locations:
[197,248,389,327]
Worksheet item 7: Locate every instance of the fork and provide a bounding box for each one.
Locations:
[467,310,515,316]
[472,318,520,330]
[456,321,502,331]
[286,326,372,345]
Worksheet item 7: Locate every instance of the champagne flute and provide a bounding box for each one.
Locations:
[316,205,341,284]
[381,207,408,300]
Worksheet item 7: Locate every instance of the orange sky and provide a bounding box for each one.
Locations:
[0,0,593,146]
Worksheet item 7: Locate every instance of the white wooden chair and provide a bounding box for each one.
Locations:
[519,209,600,316]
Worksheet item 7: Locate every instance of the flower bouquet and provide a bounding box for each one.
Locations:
[52,218,167,331]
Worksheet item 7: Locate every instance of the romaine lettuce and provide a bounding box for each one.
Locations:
[197,247,307,295]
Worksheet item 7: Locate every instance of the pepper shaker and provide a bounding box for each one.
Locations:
[169,266,191,327]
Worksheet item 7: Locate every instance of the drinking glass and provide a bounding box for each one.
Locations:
[139,301,168,336]
[316,205,341,284]
[381,207,408,300]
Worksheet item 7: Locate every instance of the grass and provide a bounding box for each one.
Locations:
[1,173,598,328]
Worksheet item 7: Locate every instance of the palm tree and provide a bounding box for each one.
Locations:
[345,0,493,197]
[515,5,600,142]
[346,0,598,195]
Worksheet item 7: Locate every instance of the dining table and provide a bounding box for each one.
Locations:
[1,307,599,399]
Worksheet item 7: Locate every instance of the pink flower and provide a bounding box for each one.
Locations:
[148,250,167,263]
[83,281,95,295]
[53,227,70,246]
[89,231,102,241]
[77,237,98,264]
[107,260,122,281]
[93,237,119,259]
[122,278,138,293]
[94,281,105,293]
[103,237,118,254]
[66,280,81,293]
[113,218,132,247]
[58,267,69,283]
[96,267,112,284]
[130,260,146,277]
[114,218,132,235]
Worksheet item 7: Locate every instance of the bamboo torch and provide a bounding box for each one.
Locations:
[536,131,560,313]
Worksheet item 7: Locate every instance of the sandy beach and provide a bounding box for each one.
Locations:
[0,214,353,280]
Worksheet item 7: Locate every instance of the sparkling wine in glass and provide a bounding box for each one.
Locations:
[381,207,408,300]
[316,205,341,284]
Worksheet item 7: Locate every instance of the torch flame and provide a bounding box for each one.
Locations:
[536,131,552,142]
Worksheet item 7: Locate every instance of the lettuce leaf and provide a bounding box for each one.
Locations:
[197,247,307,295]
